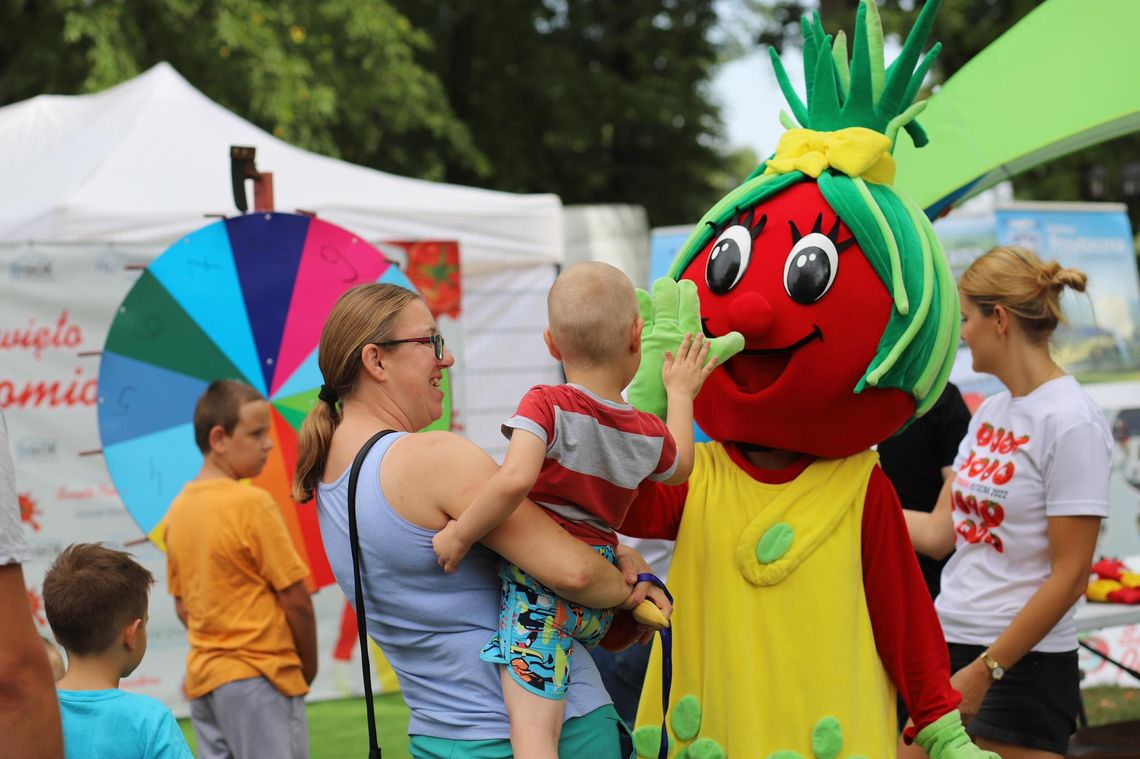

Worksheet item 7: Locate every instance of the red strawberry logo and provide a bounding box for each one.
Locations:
[18,493,41,531]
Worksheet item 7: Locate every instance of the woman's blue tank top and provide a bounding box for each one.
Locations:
[316,431,611,740]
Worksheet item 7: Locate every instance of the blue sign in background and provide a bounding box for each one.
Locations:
[996,205,1140,376]
[648,226,692,288]
[937,203,1140,382]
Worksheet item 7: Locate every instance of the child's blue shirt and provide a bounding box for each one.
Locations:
[58,689,192,759]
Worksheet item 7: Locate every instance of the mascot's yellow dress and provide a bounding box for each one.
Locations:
[638,446,894,755]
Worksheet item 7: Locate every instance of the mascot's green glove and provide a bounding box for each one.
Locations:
[626,277,744,420]
[915,711,1000,759]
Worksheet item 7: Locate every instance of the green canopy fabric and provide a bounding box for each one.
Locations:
[892,0,1140,217]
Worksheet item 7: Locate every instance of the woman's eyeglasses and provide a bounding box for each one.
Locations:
[374,334,446,361]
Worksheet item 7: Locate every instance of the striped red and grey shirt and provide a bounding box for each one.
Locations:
[504,384,678,547]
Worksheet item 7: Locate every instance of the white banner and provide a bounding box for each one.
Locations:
[1,241,207,713]
[2,241,391,716]
[2,238,563,716]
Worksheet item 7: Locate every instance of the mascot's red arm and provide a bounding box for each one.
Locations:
[862,465,961,738]
[620,480,687,540]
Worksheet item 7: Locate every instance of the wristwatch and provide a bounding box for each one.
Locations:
[979,650,1005,681]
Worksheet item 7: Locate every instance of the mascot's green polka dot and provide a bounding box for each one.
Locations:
[670,694,702,740]
[633,726,670,758]
[765,752,805,759]
[756,522,795,563]
[686,738,726,759]
[811,716,843,759]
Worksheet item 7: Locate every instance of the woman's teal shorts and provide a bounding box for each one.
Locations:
[408,704,631,759]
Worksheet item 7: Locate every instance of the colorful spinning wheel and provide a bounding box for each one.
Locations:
[97,213,449,587]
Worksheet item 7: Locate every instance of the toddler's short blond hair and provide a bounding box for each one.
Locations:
[548,262,639,367]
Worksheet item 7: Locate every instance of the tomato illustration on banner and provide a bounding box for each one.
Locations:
[18,492,41,531]
[393,241,461,320]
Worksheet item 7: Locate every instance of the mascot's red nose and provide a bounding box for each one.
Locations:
[727,292,774,339]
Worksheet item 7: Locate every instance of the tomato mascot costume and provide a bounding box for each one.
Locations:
[622,2,998,758]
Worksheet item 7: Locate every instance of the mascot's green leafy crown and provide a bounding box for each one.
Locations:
[669,0,957,445]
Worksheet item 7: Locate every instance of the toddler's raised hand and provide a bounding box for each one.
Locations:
[662,332,717,399]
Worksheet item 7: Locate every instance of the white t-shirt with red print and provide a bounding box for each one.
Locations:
[935,375,1111,652]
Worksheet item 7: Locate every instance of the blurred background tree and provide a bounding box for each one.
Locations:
[0,0,739,225]
[1,0,1136,230]
[0,0,486,182]
[386,0,738,226]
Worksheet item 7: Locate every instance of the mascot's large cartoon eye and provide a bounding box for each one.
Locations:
[705,225,754,294]
[783,232,839,304]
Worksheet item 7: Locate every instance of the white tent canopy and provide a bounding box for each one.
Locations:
[0,62,562,272]
[562,204,650,287]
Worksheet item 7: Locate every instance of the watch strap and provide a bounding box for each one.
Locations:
[979,649,1004,679]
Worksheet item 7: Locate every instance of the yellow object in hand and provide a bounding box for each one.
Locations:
[632,599,670,630]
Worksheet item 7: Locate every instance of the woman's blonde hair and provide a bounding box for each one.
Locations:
[959,245,1088,343]
[292,283,421,502]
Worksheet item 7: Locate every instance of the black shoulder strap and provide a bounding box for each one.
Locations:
[347,429,397,759]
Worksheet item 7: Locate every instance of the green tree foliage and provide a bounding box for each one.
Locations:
[0,0,743,225]
[742,0,1039,83]
[388,0,733,226]
[0,0,484,181]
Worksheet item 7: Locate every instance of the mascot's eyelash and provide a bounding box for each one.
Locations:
[748,213,768,239]
[788,214,857,252]
[706,208,768,240]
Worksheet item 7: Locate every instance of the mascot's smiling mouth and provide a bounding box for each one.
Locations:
[738,325,823,356]
[703,322,824,394]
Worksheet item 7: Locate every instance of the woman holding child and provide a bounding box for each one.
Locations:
[292,280,661,758]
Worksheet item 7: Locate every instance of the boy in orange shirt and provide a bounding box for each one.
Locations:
[165,380,317,759]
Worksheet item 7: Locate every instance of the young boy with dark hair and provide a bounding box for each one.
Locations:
[165,379,317,759]
[43,543,191,759]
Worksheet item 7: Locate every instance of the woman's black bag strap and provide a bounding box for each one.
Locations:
[347,429,397,759]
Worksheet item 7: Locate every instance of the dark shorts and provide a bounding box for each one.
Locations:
[948,642,1081,755]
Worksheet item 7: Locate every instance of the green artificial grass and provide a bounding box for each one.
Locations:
[1083,685,1140,727]
[178,692,413,758]
[177,687,1140,757]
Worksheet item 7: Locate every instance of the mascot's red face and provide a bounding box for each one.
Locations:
[681,181,915,457]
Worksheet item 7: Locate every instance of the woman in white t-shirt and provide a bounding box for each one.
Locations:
[905,246,1111,759]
